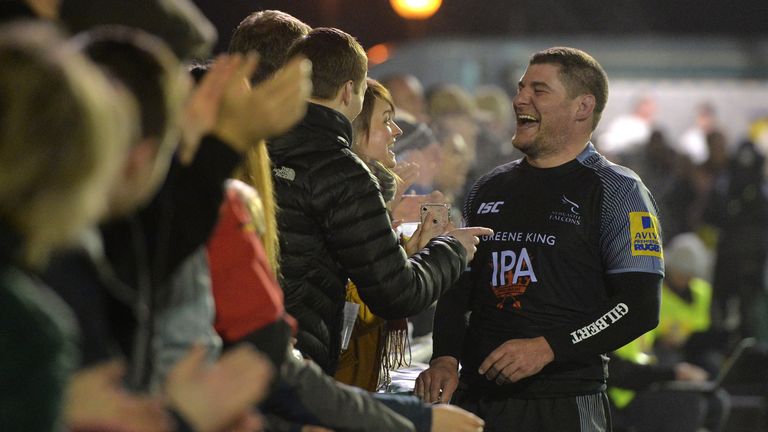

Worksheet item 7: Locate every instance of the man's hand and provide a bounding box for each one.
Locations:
[390,161,420,208]
[179,54,249,165]
[213,55,312,153]
[247,55,312,139]
[478,337,554,385]
[447,227,494,264]
[414,356,459,404]
[431,405,485,432]
[63,360,172,432]
[166,344,274,432]
[674,362,709,382]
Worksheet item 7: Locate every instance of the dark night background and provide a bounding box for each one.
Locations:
[192,0,768,54]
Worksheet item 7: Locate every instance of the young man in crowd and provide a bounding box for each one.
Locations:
[269,26,491,375]
[226,13,486,432]
[40,24,311,430]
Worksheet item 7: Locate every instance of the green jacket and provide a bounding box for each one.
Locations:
[0,227,77,431]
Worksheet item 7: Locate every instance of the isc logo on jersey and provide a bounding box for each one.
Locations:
[477,201,504,214]
[629,212,663,258]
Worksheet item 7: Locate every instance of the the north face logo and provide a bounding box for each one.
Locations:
[273,166,296,181]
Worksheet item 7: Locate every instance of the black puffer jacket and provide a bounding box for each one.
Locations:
[268,103,466,373]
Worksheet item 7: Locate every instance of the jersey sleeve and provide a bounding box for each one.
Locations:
[598,166,665,276]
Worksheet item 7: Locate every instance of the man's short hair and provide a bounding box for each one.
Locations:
[228,10,310,84]
[74,26,186,149]
[530,47,608,130]
[287,27,367,100]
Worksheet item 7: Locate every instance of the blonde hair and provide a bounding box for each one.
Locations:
[236,141,280,273]
[0,23,134,267]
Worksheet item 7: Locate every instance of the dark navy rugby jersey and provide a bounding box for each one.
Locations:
[456,143,664,396]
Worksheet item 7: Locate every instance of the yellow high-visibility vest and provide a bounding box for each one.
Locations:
[657,278,712,344]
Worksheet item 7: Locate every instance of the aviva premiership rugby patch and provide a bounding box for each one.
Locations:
[629,212,662,258]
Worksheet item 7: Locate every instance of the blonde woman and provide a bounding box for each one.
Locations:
[0,22,133,429]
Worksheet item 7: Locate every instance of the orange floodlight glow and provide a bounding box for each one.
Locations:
[367,43,392,66]
[390,0,442,20]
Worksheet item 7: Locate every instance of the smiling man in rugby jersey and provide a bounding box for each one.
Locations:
[416,47,664,432]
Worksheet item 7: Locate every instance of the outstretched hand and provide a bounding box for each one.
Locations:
[447,226,493,264]
[390,161,420,208]
[414,356,460,404]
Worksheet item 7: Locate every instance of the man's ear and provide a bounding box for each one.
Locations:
[340,80,354,106]
[574,94,596,123]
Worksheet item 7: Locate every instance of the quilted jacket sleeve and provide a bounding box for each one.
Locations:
[315,154,467,319]
[266,354,417,432]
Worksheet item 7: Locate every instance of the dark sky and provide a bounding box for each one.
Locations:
[192,0,768,53]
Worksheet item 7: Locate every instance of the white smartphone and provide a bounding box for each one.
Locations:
[420,203,451,228]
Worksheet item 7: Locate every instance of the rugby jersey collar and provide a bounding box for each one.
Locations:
[519,142,596,176]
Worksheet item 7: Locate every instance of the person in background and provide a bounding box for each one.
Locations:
[473,84,521,183]
[0,21,132,430]
[0,0,217,61]
[607,336,725,432]
[395,117,442,195]
[381,73,429,122]
[427,84,487,204]
[406,125,475,344]
[38,23,308,430]
[621,130,696,241]
[427,84,481,159]
[597,95,657,162]
[59,0,216,60]
[676,102,720,165]
[227,9,312,273]
[432,125,473,219]
[655,233,718,369]
[707,118,768,343]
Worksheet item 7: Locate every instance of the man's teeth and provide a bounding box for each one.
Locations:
[518,114,538,123]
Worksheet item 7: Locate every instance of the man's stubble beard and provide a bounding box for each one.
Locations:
[513,123,569,161]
